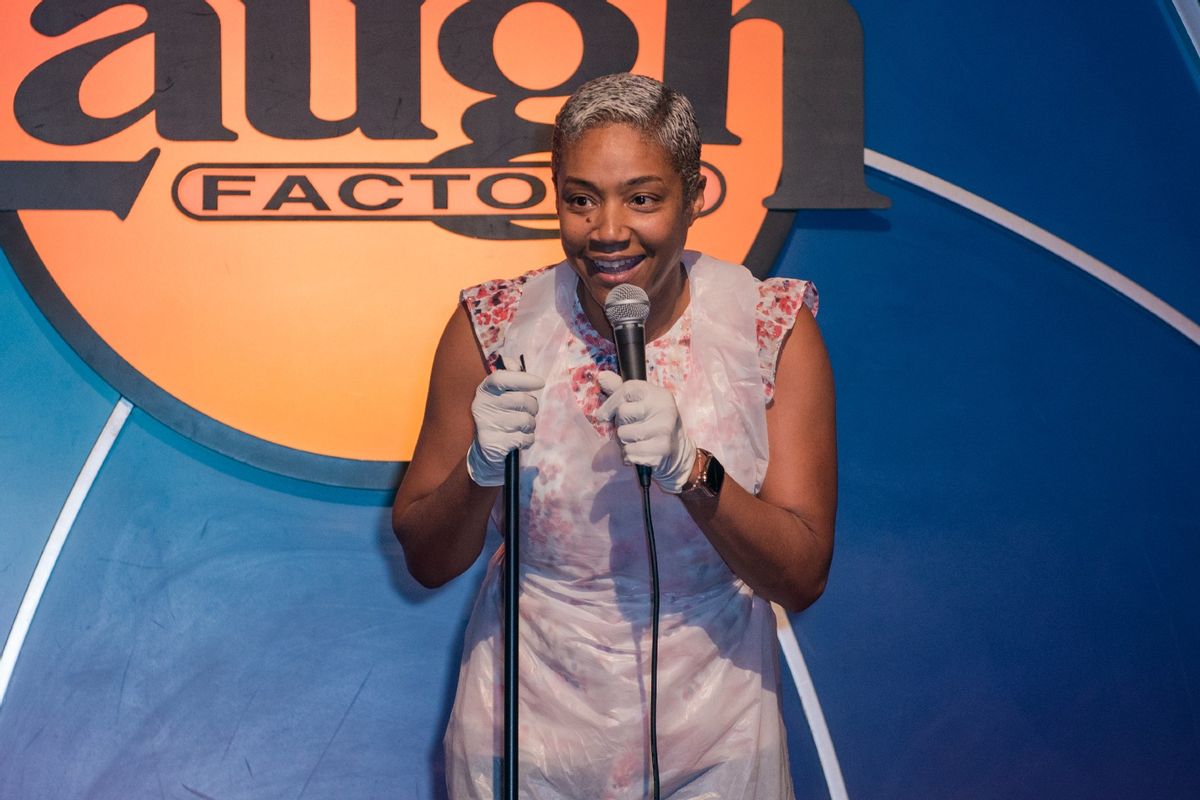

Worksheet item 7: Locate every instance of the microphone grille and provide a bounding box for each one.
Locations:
[603,284,650,327]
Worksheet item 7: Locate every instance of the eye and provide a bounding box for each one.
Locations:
[630,194,658,208]
[566,194,594,209]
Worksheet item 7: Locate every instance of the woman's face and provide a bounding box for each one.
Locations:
[555,123,705,335]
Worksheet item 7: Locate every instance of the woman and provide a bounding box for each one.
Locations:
[393,73,836,799]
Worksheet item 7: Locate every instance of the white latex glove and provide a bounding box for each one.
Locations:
[595,371,697,494]
[466,369,545,486]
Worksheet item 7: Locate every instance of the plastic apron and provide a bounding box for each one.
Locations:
[445,252,795,800]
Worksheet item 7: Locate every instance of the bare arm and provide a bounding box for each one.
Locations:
[391,304,498,588]
[679,309,837,612]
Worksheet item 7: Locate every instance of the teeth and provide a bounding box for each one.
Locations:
[590,256,642,274]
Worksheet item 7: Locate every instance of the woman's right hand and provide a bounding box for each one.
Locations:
[466,369,545,486]
[394,307,524,587]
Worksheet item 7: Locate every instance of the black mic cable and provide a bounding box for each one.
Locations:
[604,285,661,800]
[640,480,661,800]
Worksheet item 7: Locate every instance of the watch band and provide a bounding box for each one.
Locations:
[681,448,724,498]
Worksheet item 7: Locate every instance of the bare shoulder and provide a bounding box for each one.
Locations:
[760,308,837,537]
[774,309,831,393]
[431,302,488,402]
[395,304,486,505]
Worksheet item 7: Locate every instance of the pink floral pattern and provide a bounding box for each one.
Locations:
[756,277,818,401]
[462,270,813,409]
[459,267,550,371]
[563,296,692,435]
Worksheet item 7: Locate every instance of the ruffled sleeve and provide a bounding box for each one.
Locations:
[460,269,544,371]
[756,278,818,401]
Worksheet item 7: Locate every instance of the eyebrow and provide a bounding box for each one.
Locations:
[560,175,669,191]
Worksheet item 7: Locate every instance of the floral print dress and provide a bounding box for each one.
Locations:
[445,252,817,800]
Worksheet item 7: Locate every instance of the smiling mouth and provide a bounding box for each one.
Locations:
[587,255,644,274]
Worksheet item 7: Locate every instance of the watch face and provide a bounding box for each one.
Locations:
[706,454,726,496]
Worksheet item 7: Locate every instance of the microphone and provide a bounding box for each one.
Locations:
[604,284,652,487]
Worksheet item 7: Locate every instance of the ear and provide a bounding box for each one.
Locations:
[687,175,707,225]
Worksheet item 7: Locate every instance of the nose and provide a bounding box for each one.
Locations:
[589,201,630,254]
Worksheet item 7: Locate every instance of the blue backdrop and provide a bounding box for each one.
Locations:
[2,2,1198,798]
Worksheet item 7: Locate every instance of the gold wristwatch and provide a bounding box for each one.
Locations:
[681,448,725,498]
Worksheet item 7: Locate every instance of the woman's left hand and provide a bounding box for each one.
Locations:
[596,371,697,493]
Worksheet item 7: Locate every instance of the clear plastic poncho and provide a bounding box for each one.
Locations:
[445,253,804,799]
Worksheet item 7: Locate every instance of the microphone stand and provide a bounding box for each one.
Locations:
[502,444,519,800]
[496,354,522,800]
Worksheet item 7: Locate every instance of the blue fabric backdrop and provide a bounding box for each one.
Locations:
[2,2,1197,797]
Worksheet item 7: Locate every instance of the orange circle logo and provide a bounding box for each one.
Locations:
[0,0,886,487]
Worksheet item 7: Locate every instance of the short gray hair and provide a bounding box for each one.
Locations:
[552,73,703,202]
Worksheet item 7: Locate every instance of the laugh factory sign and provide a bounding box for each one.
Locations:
[0,0,887,487]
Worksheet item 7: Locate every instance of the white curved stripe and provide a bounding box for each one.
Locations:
[1174,0,1200,60]
[864,148,1200,347]
[0,398,132,708]
[774,604,849,800]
